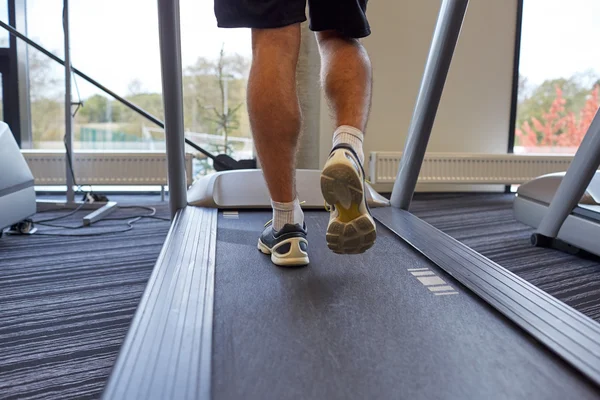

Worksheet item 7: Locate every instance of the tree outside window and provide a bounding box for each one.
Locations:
[515,0,600,154]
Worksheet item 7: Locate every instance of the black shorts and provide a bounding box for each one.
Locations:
[214,0,370,39]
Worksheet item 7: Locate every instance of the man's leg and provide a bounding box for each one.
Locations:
[317,31,377,254]
[249,25,310,266]
[317,31,372,165]
[248,25,302,204]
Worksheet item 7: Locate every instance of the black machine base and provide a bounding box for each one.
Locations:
[6,219,37,235]
[530,233,597,258]
[214,154,257,172]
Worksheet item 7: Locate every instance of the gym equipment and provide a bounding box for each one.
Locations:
[0,122,36,236]
[101,0,600,399]
[514,109,600,257]
[188,169,390,209]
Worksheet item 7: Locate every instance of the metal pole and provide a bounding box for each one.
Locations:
[16,0,32,149]
[389,0,469,209]
[63,0,75,203]
[157,0,188,218]
[223,78,228,116]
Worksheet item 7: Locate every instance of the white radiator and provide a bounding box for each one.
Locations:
[369,152,574,185]
[22,151,194,186]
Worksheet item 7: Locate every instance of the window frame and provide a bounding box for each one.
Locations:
[1,0,22,144]
[507,0,524,155]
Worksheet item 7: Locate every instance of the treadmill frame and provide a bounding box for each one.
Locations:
[518,110,600,255]
[514,195,600,256]
[534,110,600,239]
[382,0,600,388]
[102,0,600,399]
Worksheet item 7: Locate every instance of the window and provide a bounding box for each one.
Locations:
[25,0,252,179]
[27,0,65,148]
[181,1,252,179]
[515,0,600,154]
[28,44,65,149]
[0,0,8,46]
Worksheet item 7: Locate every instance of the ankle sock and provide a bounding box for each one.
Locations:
[333,125,365,165]
[271,198,304,231]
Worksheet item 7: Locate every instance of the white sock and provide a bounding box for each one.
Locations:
[271,198,304,231]
[333,125,365,166]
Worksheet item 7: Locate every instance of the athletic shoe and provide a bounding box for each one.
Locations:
[320,144,377,254]
[257,222,310,267]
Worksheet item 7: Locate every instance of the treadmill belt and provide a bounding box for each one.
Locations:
[213,211,599,400]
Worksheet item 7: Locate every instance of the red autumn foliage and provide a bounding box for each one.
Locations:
[516,85,599,149]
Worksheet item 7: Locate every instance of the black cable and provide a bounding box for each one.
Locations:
[35,217,142,237]
[72,73,83,118]
[36,215,167,229]
[118,205,158,212]
[119,206,156,212]
[98,206,169,222]
[72,102,82,118]
[63,134,79,190]
[27,206,169,237]
[34,205,166,224]
[33,225,135,237]
[102,215,170,222]
[36,221,86,229]
[33,202,87,223]
[114,205,170,220]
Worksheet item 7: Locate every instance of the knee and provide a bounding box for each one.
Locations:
[251,24,301,59]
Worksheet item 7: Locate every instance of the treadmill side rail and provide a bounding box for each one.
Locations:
[102,207,217,400]
[373,207,600,388]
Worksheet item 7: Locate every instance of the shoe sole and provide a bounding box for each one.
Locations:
[321,161,377,255]
[258,238,310,267]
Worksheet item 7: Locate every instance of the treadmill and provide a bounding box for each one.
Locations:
[101,0,600,399]
[513,111,600,257]
[0,123,36,236]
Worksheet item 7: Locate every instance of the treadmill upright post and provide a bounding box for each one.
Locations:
[536,109,600,239]
[389,0,469,210]
[157,0,188,218]
[63,0,75,204]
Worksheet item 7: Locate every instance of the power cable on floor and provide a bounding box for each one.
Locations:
[7,206,170,237]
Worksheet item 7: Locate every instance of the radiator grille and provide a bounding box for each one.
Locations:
[369,152,574,184]
[22,151,194,185]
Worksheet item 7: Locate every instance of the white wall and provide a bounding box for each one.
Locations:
[318,0,518,192]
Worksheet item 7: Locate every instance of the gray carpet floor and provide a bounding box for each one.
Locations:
[0,193,598,399]
[0,203,171,400]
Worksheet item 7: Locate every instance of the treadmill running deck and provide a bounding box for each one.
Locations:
[213,211,599,400]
